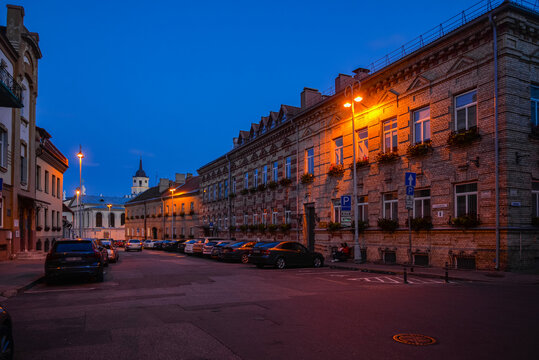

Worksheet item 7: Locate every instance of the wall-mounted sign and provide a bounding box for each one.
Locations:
[432,204,448,209]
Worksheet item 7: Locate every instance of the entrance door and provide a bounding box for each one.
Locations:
[305,205,315,252]
[152,227,158,239]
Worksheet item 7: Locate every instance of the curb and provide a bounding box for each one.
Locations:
[328,264,473,282]
[0,275,44,299]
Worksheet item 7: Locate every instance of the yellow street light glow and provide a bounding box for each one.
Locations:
[107,204,112,209]
[77,151,84,159]
[344,102,352,108]
[354,96,363,102]
[75,189,80,195]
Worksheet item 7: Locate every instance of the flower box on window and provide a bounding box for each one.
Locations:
[189,210,195,216]
[301,173,315,184]
[179,212,185,217]
[267,224,278,232]
[151,215,156,218]
[267,181,278,190]
[327,164,345,177]
[240,225,249,232]
[36,226,43,231]
[377,218,398,233]
[407,140,432,157]
[451,214,481,228]
[257,184,266,192]
[157,214,162,218]
[279,178,292,187]
[179,234,185,239]
[44,226,51,231]
[280,223,292,232]
[349,157,369,170]
[188,234,195,239]
[248,224,258,232]
[349,220,368,233]
[531,217,539,227]
[258,224,267,232]
[447,126,481,146]
[406,216,433,232]
[240,189,249,195]
[376,151,399,164]
[229,193,236,199]
[327,221,341,232]
[249,187,257,194]
[164,214,169,217]
[229,225,237,231]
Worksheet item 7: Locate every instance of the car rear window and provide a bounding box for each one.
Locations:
[130,240,140,243]
[230,241,246,247]
[206,242,217,246]
[55,242,93,252]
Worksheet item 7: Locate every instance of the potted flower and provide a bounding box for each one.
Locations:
[350,157,369,169]
[180,234,186,239]
[377,218,399,233]
[188,234,194,239]
[44,226,50,231]
[257,183,266,192]
[229,225,237,232]
[406,216,433,232]
[447,126,481,146]
[240,224,249,232]
[249,187,257,194]
[327,222,341,232]
[376,151,399,164]
[407,140,433,157]
[257,224,267,232]
[327,164,345,177]
[189,210,195,216]
[229,193,237,199]
[248,224,258,232]
[179,212,185,217]
[279,178,292,187]
[267,181,278,190]
[240,189,249,195]
[451,214,480,228]
[267,224,278,233]
[301,173,315,184]
[36,226,43,231]
[279,223,291,232]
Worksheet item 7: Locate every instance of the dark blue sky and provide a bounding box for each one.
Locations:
[6,0,473,197]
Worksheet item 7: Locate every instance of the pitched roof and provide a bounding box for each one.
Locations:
[80,195,130,206]
[126,186,162,204]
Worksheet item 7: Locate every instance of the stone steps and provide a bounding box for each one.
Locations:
[15,251,47,260]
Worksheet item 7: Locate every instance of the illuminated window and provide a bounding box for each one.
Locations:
[332,200,341,223]
[383,119,397,153]
[455,90,477,131]
[357,128,368,161]
[272,210,278,225]
[244,172,249,189]
[414,107,430,143]
[285,210,291,225]
[334,137,343,165]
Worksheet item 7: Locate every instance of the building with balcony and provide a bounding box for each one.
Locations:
[198,1,539,270]
[0,5,43,260]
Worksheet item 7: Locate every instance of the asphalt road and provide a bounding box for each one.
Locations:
[5,250,539,360]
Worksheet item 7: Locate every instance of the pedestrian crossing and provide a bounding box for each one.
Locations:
[293,269,453,285]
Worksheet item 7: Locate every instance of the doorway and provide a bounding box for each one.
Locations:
[152,227,158,239]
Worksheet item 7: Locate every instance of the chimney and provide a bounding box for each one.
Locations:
[175,173,186,185]
[334,74,354,93]
[158,178,169,193]
[353,67,370,81]
[186,173,193,179]
[300,87,322,108]
[6,5,25,48]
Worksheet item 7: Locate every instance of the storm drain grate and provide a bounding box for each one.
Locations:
[393,334,437,346]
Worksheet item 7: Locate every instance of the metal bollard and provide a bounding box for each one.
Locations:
[445,262,449,283]
[403,267,408,284]
[410,266,414,273]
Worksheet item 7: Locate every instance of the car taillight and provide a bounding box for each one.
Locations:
[261,250,271,255]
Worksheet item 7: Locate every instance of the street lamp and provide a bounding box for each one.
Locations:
[344,82,363,263]
[170,188,175,240]
[107,204,112,228]
[75,188,80,238]
[77,145,84,239]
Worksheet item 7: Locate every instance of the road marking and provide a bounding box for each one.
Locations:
[315,277,349,285]
[384,277,400,283]
[26,287,97,294]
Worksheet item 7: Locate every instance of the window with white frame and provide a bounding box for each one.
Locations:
[306,148,314,175]
[414,107,431,144]
[455,90,477,131]
[218,182,222,199]
[285,157,291,179]
[532,181,539,218]
[285,210,291,225]
[224,180,228,198]
[244,172,249,189]
[273,162,278,182]
[531,86,539,127]
[332,200,341,223]
[244,214,248,225]
[357,128,368,161]
[262,212,267,225]
[455,183,478,217]
[272,210,278,225]
[232,215,236,226]
[383,192,398,220]
[254,169,258,187]
[383,118,398,153]
[263,165,268,185]
[358,195,368,222]
[0,128,7,168]
[414,189,431,218]
[334,137,343,165]
[232,177,236,194]
[253,213,258,224]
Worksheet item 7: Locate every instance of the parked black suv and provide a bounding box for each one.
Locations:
[0,304,13,360]
[248,241,324,269]
[45,239,106,283]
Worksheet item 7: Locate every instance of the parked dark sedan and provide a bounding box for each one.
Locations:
[164,240,187,252]
[45,239,106,283]
[248,241,324,269]
[0,304,13,360]
[220,241,257,263]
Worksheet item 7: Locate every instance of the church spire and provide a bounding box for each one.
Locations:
[134,157,147,178]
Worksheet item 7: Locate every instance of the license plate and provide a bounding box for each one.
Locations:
[66,257,82,261]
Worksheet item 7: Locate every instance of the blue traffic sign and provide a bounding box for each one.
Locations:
[406,186,415,196]
[341,195,352,211]
[405,172,417,187]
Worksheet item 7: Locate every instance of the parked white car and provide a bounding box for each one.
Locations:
[143,240,155,249]
[184,239,203,254]
[125,239,142,252]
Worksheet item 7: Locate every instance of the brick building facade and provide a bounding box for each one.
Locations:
[198,2,539,270]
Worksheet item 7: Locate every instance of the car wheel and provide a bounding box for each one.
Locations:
[241,254,249,264]
[0,324,14,360]
[96,268,104,283]
[313,256,323,268]
[275,257,286,269]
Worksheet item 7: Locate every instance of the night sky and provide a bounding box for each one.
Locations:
[4,0,475,197]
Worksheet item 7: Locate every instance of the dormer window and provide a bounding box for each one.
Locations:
[282,115,287,122]
[270,120,275,129]
[261,125,266,134]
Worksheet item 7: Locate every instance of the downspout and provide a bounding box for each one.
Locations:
[143,201,147,240]
[489,13,500,271]
[290,117,300,242]
[226,154,232,239]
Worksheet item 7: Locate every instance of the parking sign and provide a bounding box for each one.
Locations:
[341,195,352,211]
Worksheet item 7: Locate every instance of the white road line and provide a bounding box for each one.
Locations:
[384,277,400,283]
[315,277,349,285]
[26,287,97,294]
[297,271,356,276]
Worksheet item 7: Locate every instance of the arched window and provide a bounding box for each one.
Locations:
[96,212,103,227]
[109,213,115,227]
[121,213,125,225]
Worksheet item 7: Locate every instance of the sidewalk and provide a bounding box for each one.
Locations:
[325,257,539,285]
[0,259,44,300]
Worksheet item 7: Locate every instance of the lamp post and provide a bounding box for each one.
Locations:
[75,188,80,238]
[77,146,84,239]
[170,188,175,240]
[344,82,363,263]
[107,204,112,228]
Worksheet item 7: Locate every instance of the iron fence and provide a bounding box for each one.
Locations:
[0,65,22,103]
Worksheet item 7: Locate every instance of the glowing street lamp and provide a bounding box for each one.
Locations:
[75,188,80,238]
[107,204,112,228]
[170,188,176,240]
[76,145,84,238]
[344,82,363,263]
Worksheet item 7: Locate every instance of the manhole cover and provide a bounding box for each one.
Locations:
[393,334,437,346]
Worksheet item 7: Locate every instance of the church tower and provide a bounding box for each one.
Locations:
[131,158,149,195]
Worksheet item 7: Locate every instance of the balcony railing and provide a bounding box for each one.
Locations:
[0,65,23,108]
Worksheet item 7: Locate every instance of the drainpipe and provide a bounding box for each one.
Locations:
[290,116,300,242]
[143,201,147,240]
[489,14,500,271]
[226,154,232,238]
